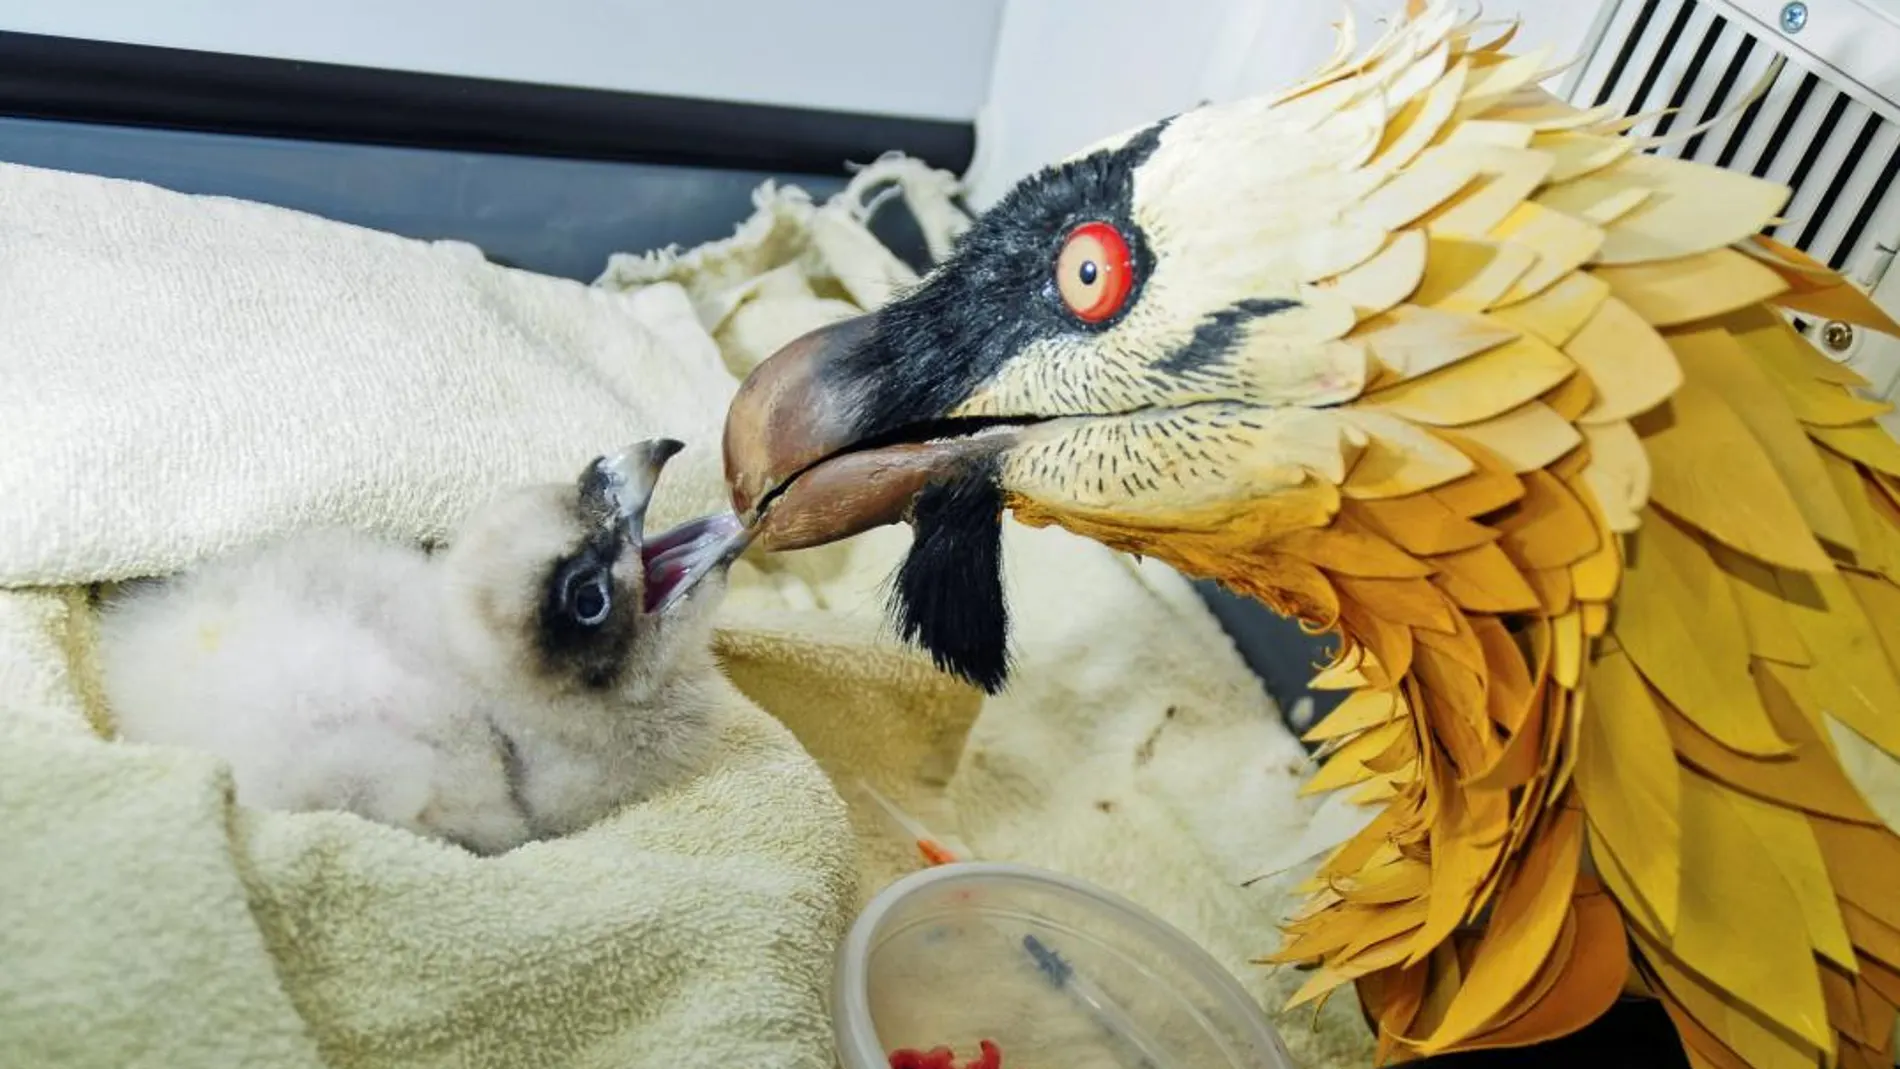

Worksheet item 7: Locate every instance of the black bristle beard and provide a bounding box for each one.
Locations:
[888,458,1011,694]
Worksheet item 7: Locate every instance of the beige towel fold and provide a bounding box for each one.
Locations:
[0,160,856,1069]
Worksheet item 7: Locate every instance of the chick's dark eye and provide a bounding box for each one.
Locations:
[1055,221,1134,324]
[570,571,612,627]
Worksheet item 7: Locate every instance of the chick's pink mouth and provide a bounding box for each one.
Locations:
[640,513,747,613]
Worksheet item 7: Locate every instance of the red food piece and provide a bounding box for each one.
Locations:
[887,1039,1002,1069]
[888,1048,954,1069]
[917,839,960,866]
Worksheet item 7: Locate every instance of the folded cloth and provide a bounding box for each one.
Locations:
[0,160,859,1069]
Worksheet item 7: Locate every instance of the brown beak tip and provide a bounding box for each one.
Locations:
[721,313,882,525]
[720,311,1018,555]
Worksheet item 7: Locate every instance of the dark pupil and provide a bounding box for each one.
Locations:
[1078,260,1099,286]
[573,575,609,623]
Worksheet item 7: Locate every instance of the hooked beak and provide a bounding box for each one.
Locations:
[585,437,684,545]
[722,315,1016,552]
[582,438,749,615]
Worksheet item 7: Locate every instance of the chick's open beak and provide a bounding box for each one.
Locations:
[583,437,750,615]
[722,316,1011,553]
[588,437,684,545]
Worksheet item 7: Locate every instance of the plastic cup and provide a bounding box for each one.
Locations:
[832,861,1299,1069]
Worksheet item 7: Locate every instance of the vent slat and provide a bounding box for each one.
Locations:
[1797,109,1883,254]
[1642,7,1727,156]
[1717,56,1801,168]
[1566,0,1900,288]
[1779,96,1867,248]
[1778,90,1852,209]
[1584,0,1685,127]
[1588,0,1664,108]
[1652,9,1726,141]
[1751,71,1821,181]
[1829,124,1900,270]
[1624,0,1700,138]
[1678,27,1754,159]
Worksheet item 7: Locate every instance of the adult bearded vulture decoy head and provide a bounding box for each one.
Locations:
[723,2,1900,1065]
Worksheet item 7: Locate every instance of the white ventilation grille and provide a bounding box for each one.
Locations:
[1564,0,1900,410]
[1568,0,1900,276]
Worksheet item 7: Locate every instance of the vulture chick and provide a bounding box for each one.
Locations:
[98,439,748,855]
[720,2,1900,1065]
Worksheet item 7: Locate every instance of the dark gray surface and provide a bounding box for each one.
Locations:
[0,29,977,178]
[1193,581,1341,731]
[0,115,1336,726]
[0,116,849,281]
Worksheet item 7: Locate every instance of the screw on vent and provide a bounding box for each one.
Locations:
[1780,1,1808,34]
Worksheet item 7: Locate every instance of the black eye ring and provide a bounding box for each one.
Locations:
[570,571,612,627]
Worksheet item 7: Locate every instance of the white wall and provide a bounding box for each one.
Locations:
[0,0,1613,185]
[965,0,1611,207]
[0,0,1006,122]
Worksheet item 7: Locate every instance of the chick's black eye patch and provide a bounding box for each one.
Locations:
[535,541,637,691]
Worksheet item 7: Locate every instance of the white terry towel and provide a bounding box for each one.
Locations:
[0,160,858,1069]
